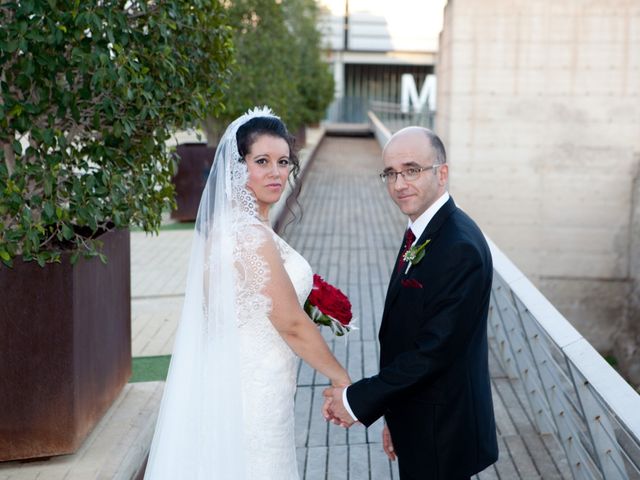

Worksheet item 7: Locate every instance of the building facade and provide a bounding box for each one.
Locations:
[436,0,640,381]
[319,0,445,123]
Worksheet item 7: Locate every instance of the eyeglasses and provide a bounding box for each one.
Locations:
[379,165,441,184]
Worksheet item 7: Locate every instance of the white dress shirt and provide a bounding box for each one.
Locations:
[341,191,451,422]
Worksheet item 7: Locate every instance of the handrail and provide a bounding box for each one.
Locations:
[367,111,392,147]
[488,227,640,480]
[367,106,434,135]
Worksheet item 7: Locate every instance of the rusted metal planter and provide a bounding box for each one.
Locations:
[294,125,306,149]
[0,229,131,462]
[170,143,216,222]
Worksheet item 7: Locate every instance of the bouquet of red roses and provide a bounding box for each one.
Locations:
[304,274,356,336]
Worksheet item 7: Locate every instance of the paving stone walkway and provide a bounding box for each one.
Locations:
[284,136,403,480]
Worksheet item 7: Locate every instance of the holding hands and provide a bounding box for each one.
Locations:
[322,385,356,428]
[322,386,397,462]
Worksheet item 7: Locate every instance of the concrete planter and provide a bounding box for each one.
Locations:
[0,229,132,461]
[170,143,216,222]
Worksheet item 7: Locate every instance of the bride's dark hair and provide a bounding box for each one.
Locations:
[236,116,300,180]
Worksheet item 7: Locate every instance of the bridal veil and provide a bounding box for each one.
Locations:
[144,107,278,479]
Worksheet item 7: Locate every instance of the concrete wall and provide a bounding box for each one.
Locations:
[437,0,640,357]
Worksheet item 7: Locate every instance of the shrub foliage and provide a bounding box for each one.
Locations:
[0,0,232,266]
[214,0,334,134]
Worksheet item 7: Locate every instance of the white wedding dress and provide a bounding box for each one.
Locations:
[236,226,313,479]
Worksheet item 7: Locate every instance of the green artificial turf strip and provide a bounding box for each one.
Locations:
[130,355,172,382]
[130,222,195,232]
[159,222,195,231]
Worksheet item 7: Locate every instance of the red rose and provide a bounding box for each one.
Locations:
[308,274,352,325]
[305,275,355,336]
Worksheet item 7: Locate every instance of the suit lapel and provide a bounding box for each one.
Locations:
[379,197,458,337]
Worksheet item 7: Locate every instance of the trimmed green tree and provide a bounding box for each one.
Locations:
[0,0,232,266]
[284,0,335,126]
[210,0,334,137]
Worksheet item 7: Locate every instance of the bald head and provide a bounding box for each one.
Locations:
[383,126,446,166]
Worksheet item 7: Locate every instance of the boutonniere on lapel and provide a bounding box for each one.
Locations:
[403,239,431,274]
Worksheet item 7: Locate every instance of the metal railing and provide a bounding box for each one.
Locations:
[326,96,370,124]
[327,97,434,130]
[368,99,435,132]
[488,238,640,480]
[368,111,640,480]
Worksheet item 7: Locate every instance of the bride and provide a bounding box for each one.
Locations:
[143,107,350,479]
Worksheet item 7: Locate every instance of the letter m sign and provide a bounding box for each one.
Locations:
[401,74,437,114]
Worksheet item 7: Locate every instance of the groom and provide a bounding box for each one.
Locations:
[323,127,498,479]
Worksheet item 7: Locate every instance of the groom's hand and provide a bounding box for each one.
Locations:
[382,423,396,461]
[322,386,355,428]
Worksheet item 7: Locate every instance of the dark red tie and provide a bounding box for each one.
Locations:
[397,229,416,272]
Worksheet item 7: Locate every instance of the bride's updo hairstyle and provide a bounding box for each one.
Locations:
[236,116,300,180]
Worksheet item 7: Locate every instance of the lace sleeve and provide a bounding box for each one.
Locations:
[234,225,273,326]
[233,224,305,328]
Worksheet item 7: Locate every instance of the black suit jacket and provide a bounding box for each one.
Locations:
[347,197,498,479]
